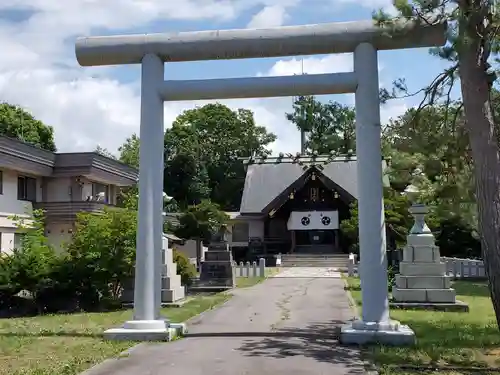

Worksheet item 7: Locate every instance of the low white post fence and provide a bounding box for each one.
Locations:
[347,254,486,279]
[441,257,486,279]
[233,258,266,278]
[347,253,357,277]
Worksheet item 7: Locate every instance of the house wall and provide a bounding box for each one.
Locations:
[43,176,117,204]
[0,169,120,254]
[249,220,264,238]
[46,222,74,253]
[0,228,17,254]
[0,169,42,232]
[226,219,265,247]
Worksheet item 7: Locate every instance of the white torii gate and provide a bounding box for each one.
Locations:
[75,19,446,345]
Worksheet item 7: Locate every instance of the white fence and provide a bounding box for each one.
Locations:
[441,257,486,278]
[233,258,266,278]
[347,254,487,279]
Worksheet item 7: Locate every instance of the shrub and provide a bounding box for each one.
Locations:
[173,248,196,286]
[67,208,137,304]
[387,266,397,292]
[8,210,60,312]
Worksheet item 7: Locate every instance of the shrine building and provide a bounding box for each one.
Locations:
[226,154,389,257]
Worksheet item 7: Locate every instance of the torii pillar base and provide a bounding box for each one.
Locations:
[340,319,415,345]
[103,320,187,342]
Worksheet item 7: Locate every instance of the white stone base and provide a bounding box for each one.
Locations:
[392,287,456,303]
[340,319,415,345]
[103,320,187,341]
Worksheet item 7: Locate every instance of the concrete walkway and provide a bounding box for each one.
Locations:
[84,276,366,375]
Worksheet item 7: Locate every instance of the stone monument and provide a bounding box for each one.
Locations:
[121,235,185,306]
[160,235,186,305]
[391,184,468,312]
[197,227,236,291]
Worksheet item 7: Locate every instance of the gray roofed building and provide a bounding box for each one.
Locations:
[0,135,138,254]
[239,156,388,214]
[226,154,390,255]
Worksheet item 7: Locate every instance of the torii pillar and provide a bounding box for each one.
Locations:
[75,18,446,344]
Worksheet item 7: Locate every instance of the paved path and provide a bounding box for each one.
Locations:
[84,276,365,375]
[273,267,342,278]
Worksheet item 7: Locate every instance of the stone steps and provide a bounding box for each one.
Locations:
[281,254,349,268]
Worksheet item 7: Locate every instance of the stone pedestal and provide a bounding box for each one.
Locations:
[391,204,468,312]
[196,239,236,292]
[160,246,186,304]
[121,238,185,306]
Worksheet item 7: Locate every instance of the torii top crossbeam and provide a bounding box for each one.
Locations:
[75,19,446,67]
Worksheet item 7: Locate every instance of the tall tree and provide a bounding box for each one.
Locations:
[384,104,477,229]
[115,135,140,209]
[376,2,500,326]
[164,151,210,208]
[94,145,117,159]
[286,96,356,154]
[165,103,276,211]
[118,134,140,168]
[0,103,56,151]
[173,200,229,266]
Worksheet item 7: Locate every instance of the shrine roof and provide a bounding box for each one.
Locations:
[239,155,389,214]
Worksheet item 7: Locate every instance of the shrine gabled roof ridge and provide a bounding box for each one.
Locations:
[240,153,389,165]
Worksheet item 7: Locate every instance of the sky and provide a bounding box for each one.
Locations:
[0,0,454,156]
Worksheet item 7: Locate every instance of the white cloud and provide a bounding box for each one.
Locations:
[0,0,410,157]
[262,54,353,76]
[247,5,287,28]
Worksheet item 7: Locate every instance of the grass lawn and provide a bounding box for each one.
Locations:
[345,276,500,375]
[0,293,229,375]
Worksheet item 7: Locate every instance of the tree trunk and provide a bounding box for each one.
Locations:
[459,25,500,327]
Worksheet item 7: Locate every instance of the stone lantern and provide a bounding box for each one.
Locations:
[391,182,468,311]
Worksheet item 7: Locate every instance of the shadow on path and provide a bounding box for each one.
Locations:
[187,319,364,373]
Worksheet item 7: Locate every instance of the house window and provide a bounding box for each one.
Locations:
[232,222,249,242]
[0,170,3,195]
[92,182,109,202]
[17,176,37,202]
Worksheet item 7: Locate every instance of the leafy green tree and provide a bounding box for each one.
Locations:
[0,103,56,151]
[95,145,117,159]
[119,133,140,168]
[164,151,210,208]
[383,104,476,225]
[0,253,18,301]
[67,208,137,301]
[165,103,276,210]
[8,210,58,311]
[376,2,500,323]
[286,96,356,154]
[173,200,229,266]
[115,134,140,209]
[340,188,413,253]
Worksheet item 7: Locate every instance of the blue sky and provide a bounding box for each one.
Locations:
[0,0,457,154]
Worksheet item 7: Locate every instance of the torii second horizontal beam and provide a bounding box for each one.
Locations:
[158,72,357,101]
[75,18,446,67]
